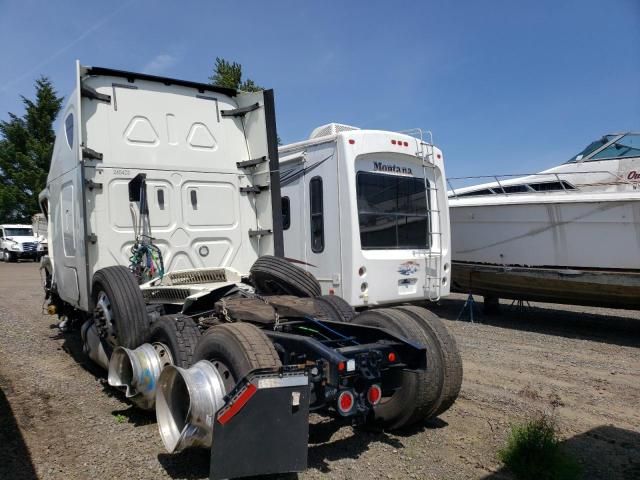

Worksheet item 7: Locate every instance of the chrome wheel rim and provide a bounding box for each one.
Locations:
[95,291,117,346]
[210,359,236,392]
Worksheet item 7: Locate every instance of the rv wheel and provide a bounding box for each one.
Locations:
[148,314,201,368]
[192,323,281,392]
[352,308,444,430]
[395,306,463,417]
[250,255,322,298]
[92,266,150,349]
[314,295,356,322]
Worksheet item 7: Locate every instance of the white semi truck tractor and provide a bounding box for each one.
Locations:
[39,62,462,479]
[0,224,42,262]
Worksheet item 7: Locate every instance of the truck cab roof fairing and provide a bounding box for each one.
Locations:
[82,66,237,98]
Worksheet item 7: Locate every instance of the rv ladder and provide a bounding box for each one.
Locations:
[418,135,443,302]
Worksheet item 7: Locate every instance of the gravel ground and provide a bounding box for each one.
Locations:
[1,261,639,480]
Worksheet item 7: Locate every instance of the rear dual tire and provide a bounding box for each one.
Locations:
[395,306,463,417]
[149,314,201,368]
[192,322,281,392]
[353,306,462,430]
[314,295,356,323]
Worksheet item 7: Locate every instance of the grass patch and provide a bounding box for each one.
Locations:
[113,414,127,424]
[498,413,581,480]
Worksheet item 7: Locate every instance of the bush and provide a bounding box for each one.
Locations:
[498,414,581,480]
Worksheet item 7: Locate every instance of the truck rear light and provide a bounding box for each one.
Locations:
[391,140,396,145]
[337,390,355,414]
[367,384,382,405]
[388,352,396,363]
[348,139,355,144]
[338,361,346,372]
[403,141,409,146]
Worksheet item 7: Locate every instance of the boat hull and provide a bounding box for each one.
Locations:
[451,197,640,270]
[450,196,640,309]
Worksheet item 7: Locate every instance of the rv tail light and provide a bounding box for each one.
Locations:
[388,352,397,363]
[403,141,409,147]
[348,139,355,144]
[367,384,382,405]
[329,288,335,295]
[337,390,355,414]
[391,140,396,145]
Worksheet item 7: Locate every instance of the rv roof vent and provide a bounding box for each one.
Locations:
[309,123,360,139]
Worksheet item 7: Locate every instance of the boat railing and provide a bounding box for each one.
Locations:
[447,170,637,198]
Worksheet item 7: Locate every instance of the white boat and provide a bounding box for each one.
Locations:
[448,132,640,309]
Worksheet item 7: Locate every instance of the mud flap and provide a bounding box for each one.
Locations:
[209,370,310,480]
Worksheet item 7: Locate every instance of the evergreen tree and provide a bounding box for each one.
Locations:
[209,57,264,92]
[0,77,63,223]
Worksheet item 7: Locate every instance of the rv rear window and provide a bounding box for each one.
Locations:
[309,177,324,252]
[282,196,291,230]
[356,172,430,250]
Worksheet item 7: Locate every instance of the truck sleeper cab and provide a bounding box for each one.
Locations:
[279,123,451,308]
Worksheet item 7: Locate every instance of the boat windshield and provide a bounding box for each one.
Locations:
[566,133,640,163]
[356,172,430,249]
[566,135,617,163]
[589,133,640,160]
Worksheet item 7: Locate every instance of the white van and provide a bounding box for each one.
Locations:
[279,124,451,307]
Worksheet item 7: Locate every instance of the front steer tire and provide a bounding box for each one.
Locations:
[92,266,149,349]
[352,308,444,430]
[250,255,321,298]
[148,314,201,368]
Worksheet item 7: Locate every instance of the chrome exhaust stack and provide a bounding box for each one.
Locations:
[108,343,173,410]
[155,360,227,453]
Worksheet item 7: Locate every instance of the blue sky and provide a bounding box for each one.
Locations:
[0,0,638,179]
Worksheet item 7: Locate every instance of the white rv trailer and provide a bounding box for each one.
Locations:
[279,124,451,307]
